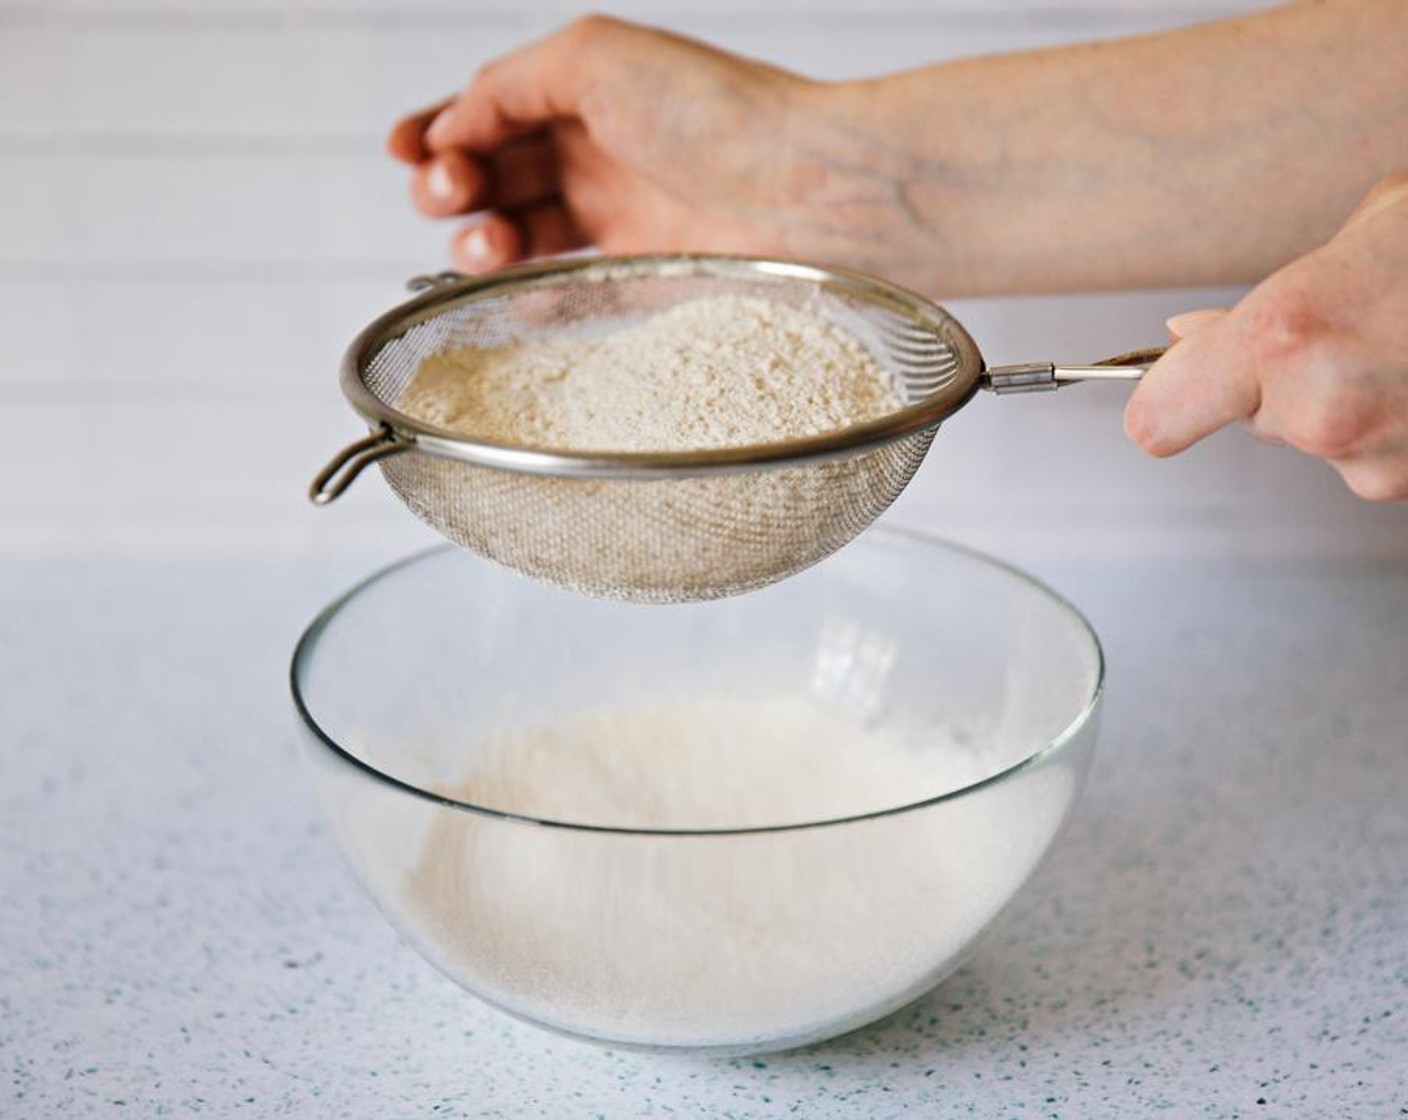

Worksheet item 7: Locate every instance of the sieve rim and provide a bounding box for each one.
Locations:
[339,254,985,479]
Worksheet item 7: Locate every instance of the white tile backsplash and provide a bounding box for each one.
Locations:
[0,26,61,138]
[0,279,81,388]
[0,155,67,260]
[0,0,1401,564]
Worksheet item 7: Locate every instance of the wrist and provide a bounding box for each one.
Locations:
[798,69,988,296]
[764,72,966,294]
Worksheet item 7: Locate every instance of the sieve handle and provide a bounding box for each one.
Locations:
[982,347,1167,394]
[309,426,410,505]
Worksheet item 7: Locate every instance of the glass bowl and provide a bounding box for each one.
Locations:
[290,528,1103,1056]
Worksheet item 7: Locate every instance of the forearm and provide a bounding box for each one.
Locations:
[809,0,1408,296]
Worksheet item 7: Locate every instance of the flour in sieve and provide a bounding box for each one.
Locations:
[388,295,914,601]
[397,295,901,451]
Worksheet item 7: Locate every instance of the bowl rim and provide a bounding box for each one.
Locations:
[289,527,1104,836]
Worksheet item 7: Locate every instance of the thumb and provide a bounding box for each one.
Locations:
[1124,306,1259,456]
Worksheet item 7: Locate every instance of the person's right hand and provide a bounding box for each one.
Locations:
[1125,173,1408,501]
[389,15,897,276]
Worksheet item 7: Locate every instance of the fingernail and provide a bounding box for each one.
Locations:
[460,224,496,270]
[1165,308,1227,340]
[425,105,458,147]
[426,159,457,204]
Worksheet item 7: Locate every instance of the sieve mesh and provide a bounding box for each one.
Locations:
[341,257,979,603]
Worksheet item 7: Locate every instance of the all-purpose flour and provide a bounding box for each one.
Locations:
[415,694,983,830]
[397,693,1077,1049]
[397,295,900,451]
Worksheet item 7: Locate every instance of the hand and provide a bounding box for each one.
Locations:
[1125,174,1408,501]
[388,16,902,276]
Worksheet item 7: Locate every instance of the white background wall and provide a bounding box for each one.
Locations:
[1,0,1402,571]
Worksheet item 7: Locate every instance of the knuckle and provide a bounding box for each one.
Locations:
[564,13,617,48]
[554,13,623,90]
[1282,392,1374,459]
[1340,463,1408,503]
[1241,294,1372,458]
[1243,290,1329,369]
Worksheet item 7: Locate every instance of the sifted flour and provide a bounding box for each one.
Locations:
[413,693,982,830]
[397,692,1077,1049]
[397,295,901,451]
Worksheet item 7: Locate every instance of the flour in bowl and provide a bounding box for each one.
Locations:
[415,693,976,830]
[397,295,901,451]
[393,692,1077,1049]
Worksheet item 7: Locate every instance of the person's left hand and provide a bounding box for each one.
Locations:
[1125,173,1408,501]
[385,17,891,278]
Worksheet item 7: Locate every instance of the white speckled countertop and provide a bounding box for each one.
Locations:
[2,553,1405,1118]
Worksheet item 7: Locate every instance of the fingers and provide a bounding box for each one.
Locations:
[451,214,519,272]
[409,139,560,218]
[1127,282,1407,500]
[400,117,577,272]
[1124,306,1259,456]
[392,15,617,235]
[1127,170,1408,471]
[411,148,486,217]
[388,98,453,164]
[450,202,585,273]
[386,21,592,165]
[487,140,560,209]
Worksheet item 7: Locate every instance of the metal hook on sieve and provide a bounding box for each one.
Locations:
[405,271,466,294]
[309,426,411,505]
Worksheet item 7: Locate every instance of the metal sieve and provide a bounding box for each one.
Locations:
[311,254,1160,603]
